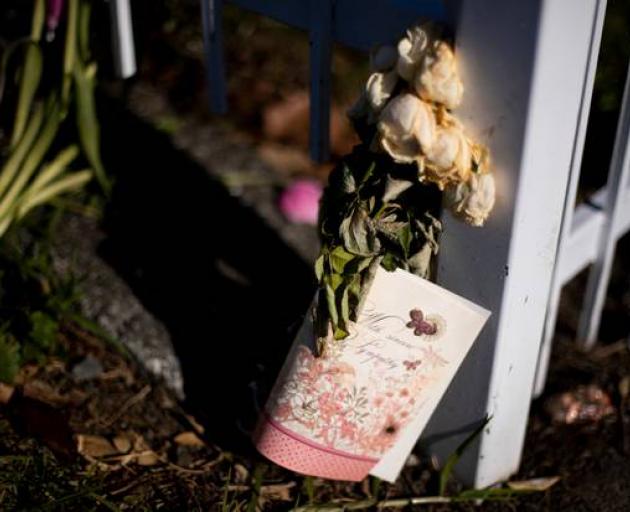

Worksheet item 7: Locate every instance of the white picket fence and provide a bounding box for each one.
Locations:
[112,0,630,489]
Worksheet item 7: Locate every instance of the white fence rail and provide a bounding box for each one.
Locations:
[194,0,628,488]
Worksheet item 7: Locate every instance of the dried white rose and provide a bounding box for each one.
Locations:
[365,71,398,111]
[377,93,436,164]
[445,172,496,226]
[414,41,463,109]
[370,45,398,72]
[396,24,432,81]
[423,121,471,189]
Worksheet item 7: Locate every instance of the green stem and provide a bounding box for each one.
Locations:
[62,0,78,106]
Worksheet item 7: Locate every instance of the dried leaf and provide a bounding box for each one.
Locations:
[174,431,205,448]
[340,206,380,256]
[507,476,560,492]
[136,451,160,466]
[77,434,118,458]
[112,433,133,454]
[260,481,296,502]
[0,382,14,404]
[383,176,413,202]
[341,164,356,193]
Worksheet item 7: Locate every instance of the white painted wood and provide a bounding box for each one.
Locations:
[109,0,136,79]
[533,0,606,397]
[201,0,228,114]
[557,187,630,285]
[577,63,630,348]
[308,0,333,161]
[422,0,599,488]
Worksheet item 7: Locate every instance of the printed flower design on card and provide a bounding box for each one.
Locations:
[266,341,450,458]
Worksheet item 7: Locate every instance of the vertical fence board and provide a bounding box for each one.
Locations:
[308,0,333,161]
[422,0,599,487]
[577,62,630,348]
[202,0,228,114]
[533,0,606,397]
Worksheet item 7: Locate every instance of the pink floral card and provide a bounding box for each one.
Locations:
[253,268,490,482]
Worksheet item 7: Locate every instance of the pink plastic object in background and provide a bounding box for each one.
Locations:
[47,0,64,39]
[278,179,323,225]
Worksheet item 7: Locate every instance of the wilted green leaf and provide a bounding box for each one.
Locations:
[329,246,355,274]
[324,282,338,327]
[341,164,356,194]
[340,206,380,256]
[338,284,350,330]
[0,335,21,384]
[408,244,432,278]
[314,253,325,282]
[397,223,412,258]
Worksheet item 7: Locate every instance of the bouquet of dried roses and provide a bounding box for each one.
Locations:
[314,22,496,354]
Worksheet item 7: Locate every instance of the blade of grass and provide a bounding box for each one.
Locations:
[439,415,491,496]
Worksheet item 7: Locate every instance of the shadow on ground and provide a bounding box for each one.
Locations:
[97,96,315,450]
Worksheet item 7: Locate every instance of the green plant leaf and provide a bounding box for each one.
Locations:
[74,62,111,194]
[29,311,58,351]
[397,223,412,258]
[0,101,44,198]
[10,44,42,148]
[439,416,491,496]
[338,283,350,330]
[324,282,338,327]
[0,335,21,384]
[78,0,92,62]
[314,253,325,282]
[74,60,110,193]
[340,206,380,256]
[329,246,355,274]
[17,169,92,220]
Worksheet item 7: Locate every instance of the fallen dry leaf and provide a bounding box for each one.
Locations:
[77,434,119,458]
[260,482,296,502]
[112,433,134,454]
[0,383,14,405]
[174,431,205,448]
[507,476,560,492]
[136,451,160,466]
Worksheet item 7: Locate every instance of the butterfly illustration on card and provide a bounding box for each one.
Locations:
[403,359,422,371]
[406,308,438,336]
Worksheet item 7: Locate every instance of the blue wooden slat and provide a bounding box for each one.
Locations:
[309,0,333,161]
[202,0,228,113]
[227,0,447,50]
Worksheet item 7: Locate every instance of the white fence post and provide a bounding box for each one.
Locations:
[109,0,137,79]
[577,62,630,348]
[421,0,600,488]
[533,0,607,397]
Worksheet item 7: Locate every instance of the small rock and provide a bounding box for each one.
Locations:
[71,355,104,382]
[544,384,615,424]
